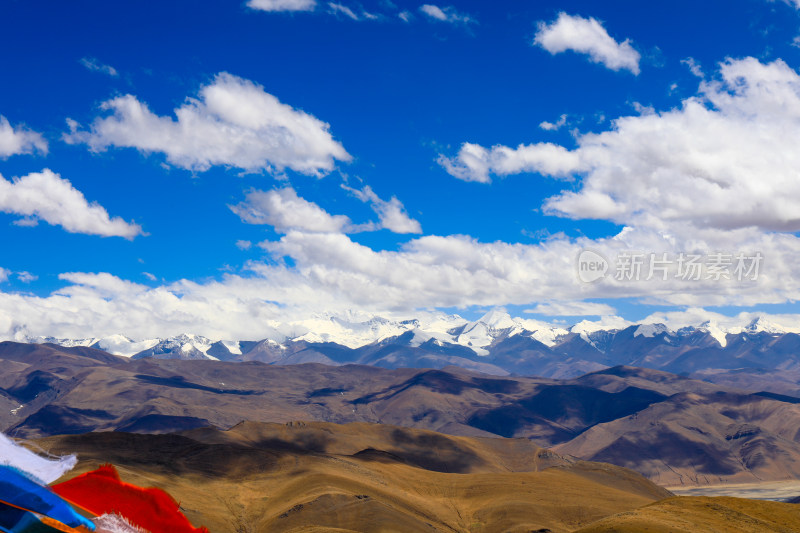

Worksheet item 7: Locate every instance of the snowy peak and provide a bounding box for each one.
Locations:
[218,340,242,356]
[16,309,800,365]
[129,334,232,361]
[21,335,98,348]
[529,326,570,348]
[292,313,416,348]
[633,324,670,338]
[92,335,159,357]
[695,321,729,348]
[744,316,787,335]
[569,320,609,336]
[405,327,452,348]
[456,311,524,354]
[476,309,516,330]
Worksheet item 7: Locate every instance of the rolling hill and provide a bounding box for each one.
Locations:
[37,420,673,533]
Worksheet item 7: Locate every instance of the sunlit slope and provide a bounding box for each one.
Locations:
[574,496,800,533]
[37,421,671,533]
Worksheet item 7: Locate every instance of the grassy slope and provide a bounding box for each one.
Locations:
[574,496,800,533]
[38,421,670,533]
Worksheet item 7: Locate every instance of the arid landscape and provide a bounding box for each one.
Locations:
[36,421,671,532]
[5,341,800,531]
[29,420,800,532]
[8,342,800,487]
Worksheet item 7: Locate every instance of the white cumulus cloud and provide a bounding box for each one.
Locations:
[232,185,421,235]
[534,13,640,74]
[438,142,583,183]
[247,0,317,12]
[344,185,422,234]
[539,114,568,131]
[441,57,800,234]
[231,187,351,233]
[328,2,359,19]
[65,72,350,176]
[0,116,47,158]
[79,57,118,77]
[419,4,475,25]
[16,272,37,283]
[0,169,143,239]
[682,57,704,78]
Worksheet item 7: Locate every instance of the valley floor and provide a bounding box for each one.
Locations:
[667,480,800,502]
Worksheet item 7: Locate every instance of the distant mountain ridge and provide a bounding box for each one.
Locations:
[19,311,800,386]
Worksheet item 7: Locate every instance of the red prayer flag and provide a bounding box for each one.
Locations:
[52,465,208,533]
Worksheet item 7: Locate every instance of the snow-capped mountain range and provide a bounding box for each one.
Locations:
[19,310,562,358]
[14,310,800,379]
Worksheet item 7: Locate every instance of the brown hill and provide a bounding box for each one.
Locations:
[574,496,800,533]
[693,367,800,398]
[37,421,672,533]
[554,390,800,486]
[3,347,685,446]
[0,342,127,430]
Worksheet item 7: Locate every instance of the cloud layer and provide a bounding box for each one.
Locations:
[534,13,640,74]
[65,73,350,176]
[2,217,799,340]
[527,301,617,317]
[0,169,143,238]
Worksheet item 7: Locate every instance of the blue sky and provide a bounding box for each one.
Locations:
[2,0,800,339]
